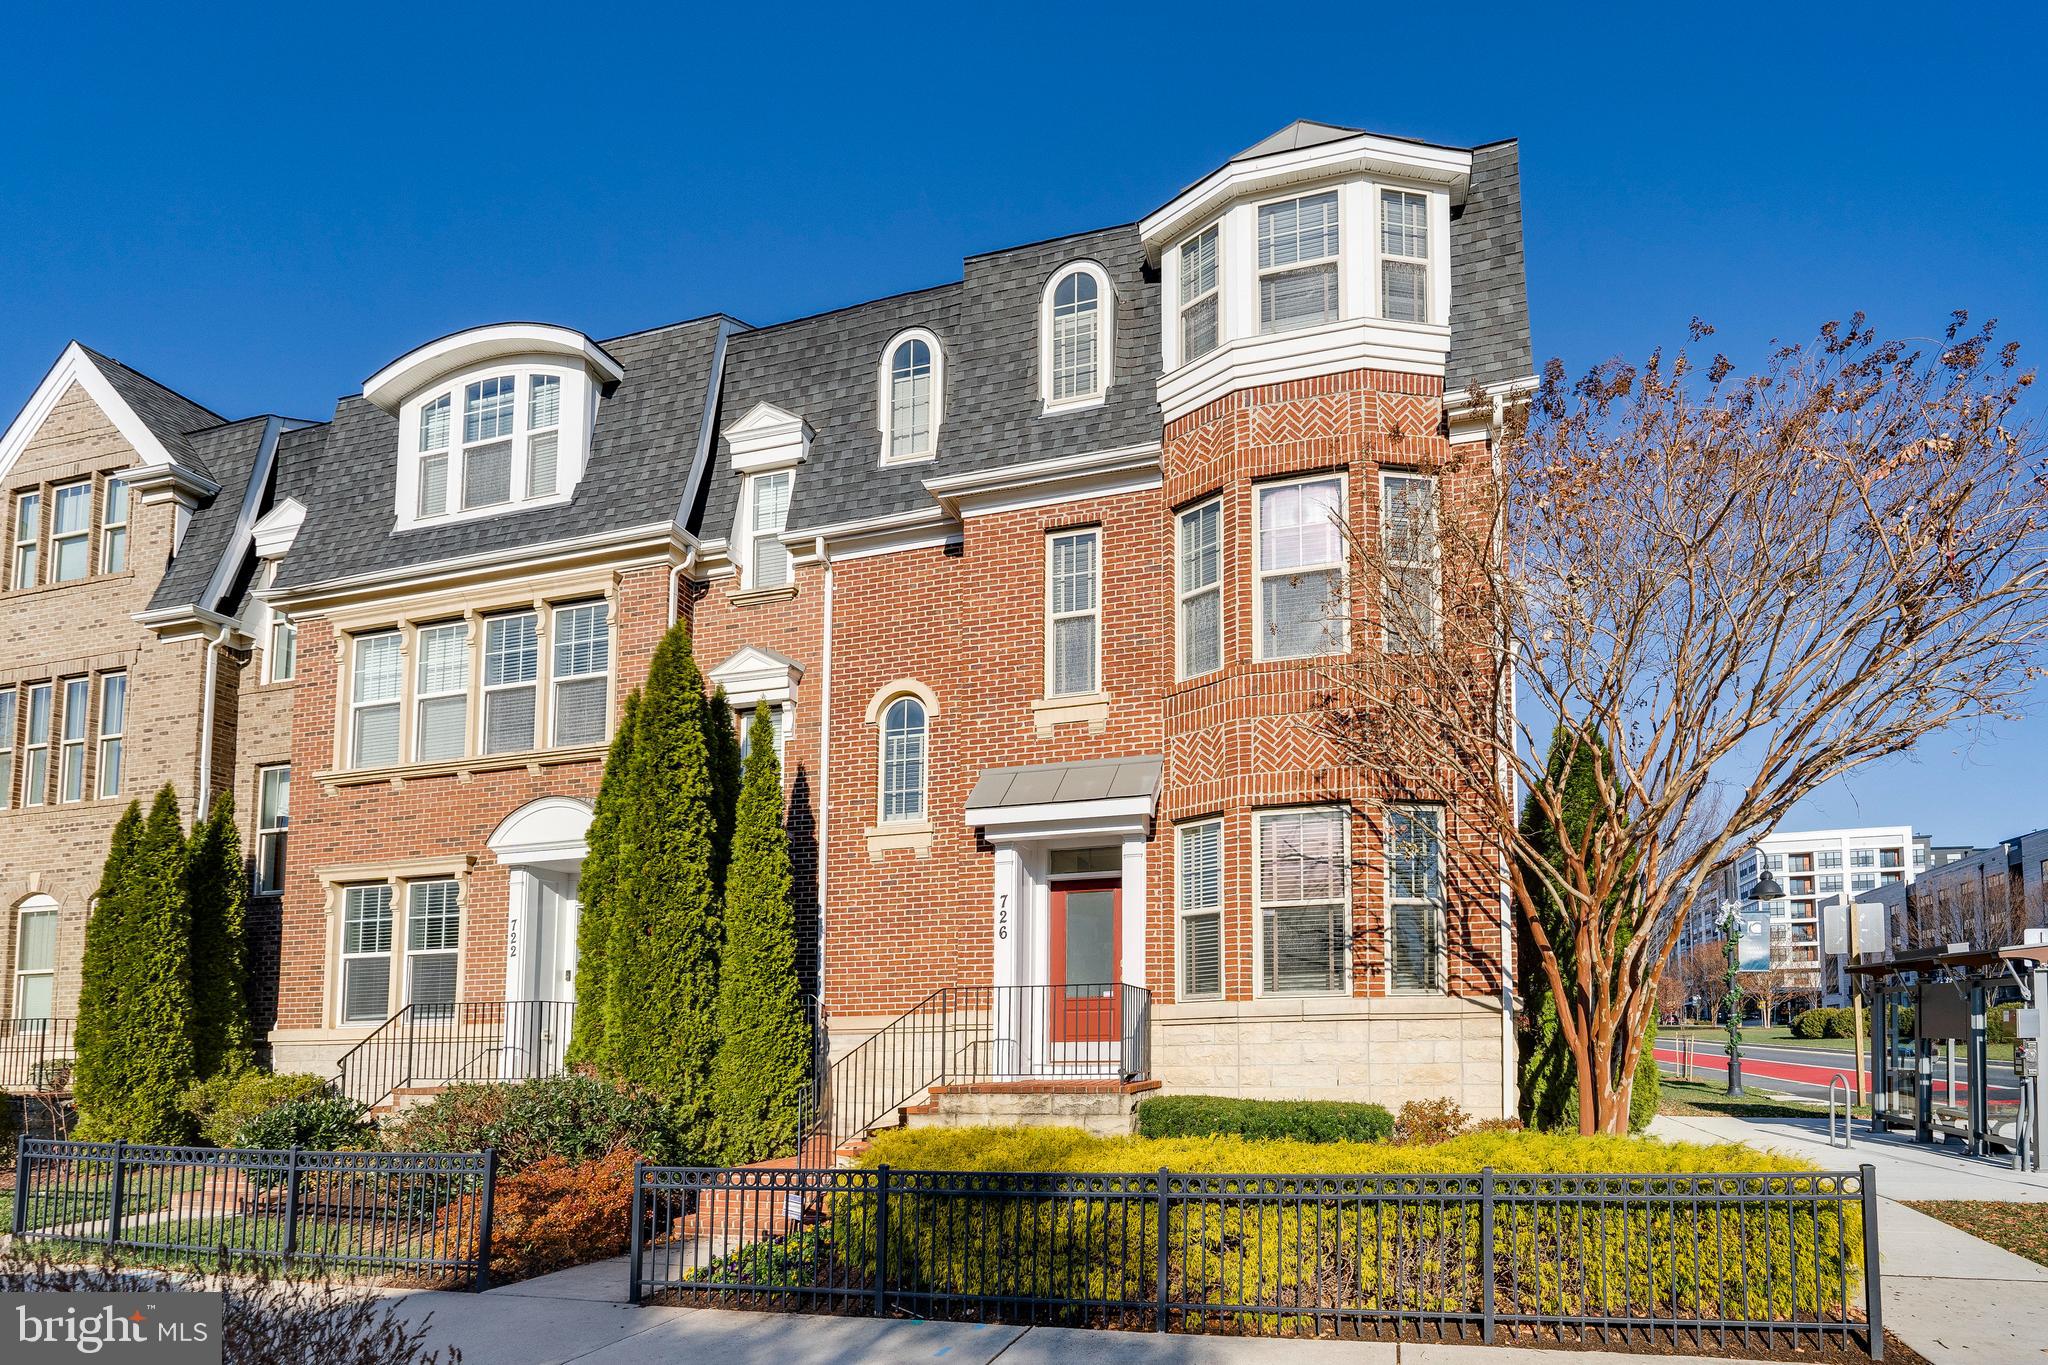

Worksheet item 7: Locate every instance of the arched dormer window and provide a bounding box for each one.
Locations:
[879,329,942,464]
[364,324,623,531]
[1041,262,1113,410]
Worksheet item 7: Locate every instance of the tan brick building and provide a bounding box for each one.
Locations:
[12,122,1533,1126]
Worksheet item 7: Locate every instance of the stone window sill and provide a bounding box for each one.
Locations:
[316,743,606,790]
[731,584,798,607]
[1030,691,1111,736]
[865,820,934,861]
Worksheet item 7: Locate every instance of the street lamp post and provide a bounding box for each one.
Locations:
[1725,869,1786,1097]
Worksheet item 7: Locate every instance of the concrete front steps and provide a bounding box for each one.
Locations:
[901,1077,1159,1137]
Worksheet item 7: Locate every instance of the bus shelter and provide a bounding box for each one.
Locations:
[1852,942,2045,1171]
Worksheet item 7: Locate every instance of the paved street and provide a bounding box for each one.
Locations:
[1657,1036,2024,1110]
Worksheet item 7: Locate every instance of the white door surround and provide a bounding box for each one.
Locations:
[487,797,592,1006]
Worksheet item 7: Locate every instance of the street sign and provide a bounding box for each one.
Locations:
[1820,897,1887,958]
[1821,898,1846,955]
[1739,916,1771,971]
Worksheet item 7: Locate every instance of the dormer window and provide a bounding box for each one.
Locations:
[1041,263,1113,410]
[880,330,942,463]
[1257,191,1340,333]
[1178,226,1221,361]
[1380,190,1430,323]
[366,324,622,532]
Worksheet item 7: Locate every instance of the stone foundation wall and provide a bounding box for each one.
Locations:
[907,1081,1154,1138]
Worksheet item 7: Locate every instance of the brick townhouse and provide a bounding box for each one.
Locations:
[5,121,1533,1124]
[0,344,304,1052]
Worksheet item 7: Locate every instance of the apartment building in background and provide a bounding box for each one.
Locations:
[1852,827,2048,991]
[4,122,1535,1127]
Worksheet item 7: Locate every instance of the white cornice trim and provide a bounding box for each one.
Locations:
[923,443,1163,519]
[362,323,626,413]
[0,342,195,489]
[709,644,806,709]
[124,459,223,507]
[1142,133,1473,257]
[723,401,812,474]
[789,503,957,565]
[1158,318,1452,427]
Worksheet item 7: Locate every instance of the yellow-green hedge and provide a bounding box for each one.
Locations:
[815,1127,1861,1328]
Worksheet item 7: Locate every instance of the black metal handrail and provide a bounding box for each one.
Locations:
[0,1017,76,1091]
[334,1000,574,1110]
[804,983,1152,1152]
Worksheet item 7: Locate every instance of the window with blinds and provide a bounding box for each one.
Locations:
[1177,498,1222,678]
[13,905,56,1020]
[414,622,470,762]
[350,632,402,768]
[551,601,610,747]
[406,880,461,1017]
[527,375,561,498]
[257,765,290,895]
[1380,473,1439,651]
[1257,808,1348,995]
[0,690,14,811]
[341,885,394,1024]
[887,338,936,460]
[417,394,451,517]
[1256,476,1346,660]
[880,696,926,823]
[1178,225,1220,362]
[1388,805,1443,993]
[1257,191,1340,334]
[1047,529,1100,697]
[1179,820,1224,999]
[1381,190,1430,323]
[1047,268,1103,403]
[96,673,126,799]
[748,471,793,589]
[483,612,539,754]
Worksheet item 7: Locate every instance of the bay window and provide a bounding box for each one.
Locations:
[349,632,403,768]
[1047,528,1100,697]
[527,375,561,498]
[1381,190,1430,323]
[551,601,610,747]
[1257,807,1349,995]
[1178,819,1223,1000]
[1177,497,1222,678]
[1177,225,1220,362]
[1388,805,1445,993]
[1257,191,1340,333]
[417,394,451,517]
[483,612,540,754]
[462,376,516,510]
[1255,475,1346,659]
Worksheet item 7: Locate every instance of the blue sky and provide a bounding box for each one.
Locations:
[3,3,2043,845]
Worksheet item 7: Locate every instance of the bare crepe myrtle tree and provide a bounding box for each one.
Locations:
[1317,313,2048,1133]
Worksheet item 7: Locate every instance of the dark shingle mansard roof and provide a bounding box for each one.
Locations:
[1444,141,1532,397]
[272,315,733,591]
[145,417,275,613]
[699,223,1164,539]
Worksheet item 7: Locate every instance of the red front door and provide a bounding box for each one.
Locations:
[1050,877,1121,1045]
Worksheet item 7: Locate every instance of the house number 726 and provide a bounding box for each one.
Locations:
[997,893,1009,941]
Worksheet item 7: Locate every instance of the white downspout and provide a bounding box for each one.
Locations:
[816,538,833,1018]
[195,633,222,811]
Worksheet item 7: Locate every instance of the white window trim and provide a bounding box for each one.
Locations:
[1387,803,1447,996]
[1251,804,1352,999]
[1379,188,1432,325]
[392,360,588,532]
[875,692,930,827]
[1171,224,1224,371]
[1176,495,1224,681]
[48,481,91,584]
[12,898,58,1022]
[1045,527,1102,699]
[95,672,125,800]
[256,764,290,896]
[1039,261,1114,412]
[56,677,88,804]
[1253,189,1344,336]
[9,489,38,589]
[1251,471,1350,662]
[1379,470,1441,652]
[878,328,944,466]
[1177,818,1225,1001]
[99,475,128,574]
[741,469,796,591]
[21,682,50,807]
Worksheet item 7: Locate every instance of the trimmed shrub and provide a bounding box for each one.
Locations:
[233,1093,377,1152]
[1792,1007,1855,1040]
[840,1126,1854,1326]
[1630,1018,1659,1133]
[1393,1097,1470,1146]
[383,1074,680,1172]
[180,1071,333,1148]
[1136,1095,1393,1144]
[565,689,640,1074]
[186,792,255,1080]
[483,1146,641,1282]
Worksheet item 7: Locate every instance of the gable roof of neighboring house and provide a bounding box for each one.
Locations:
[76,344,227,477]
[273,314,738,591]
[698,222,1164,541]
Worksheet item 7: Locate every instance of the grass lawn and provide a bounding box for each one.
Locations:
[1667,1023,2015,1061]
[16,1166,207,1232]
[1904,1201,2048,1266]
[1657,1076,1870,1121]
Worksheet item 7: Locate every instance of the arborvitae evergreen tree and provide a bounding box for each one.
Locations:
[606,622,721,1151]
[1516,726,1615,1132]
[72,802,142,1138]
[186,791,254,1080]
[711,707,810,1163]
[566,689,640,1073]
[704,687,742,893]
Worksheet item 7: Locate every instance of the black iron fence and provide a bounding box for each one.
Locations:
[631,1161,1883,1358]
[0,1017,75,1091]
[808,983,1152,1151]
[335,1000,574,1110]
[11,1136,497,1290]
